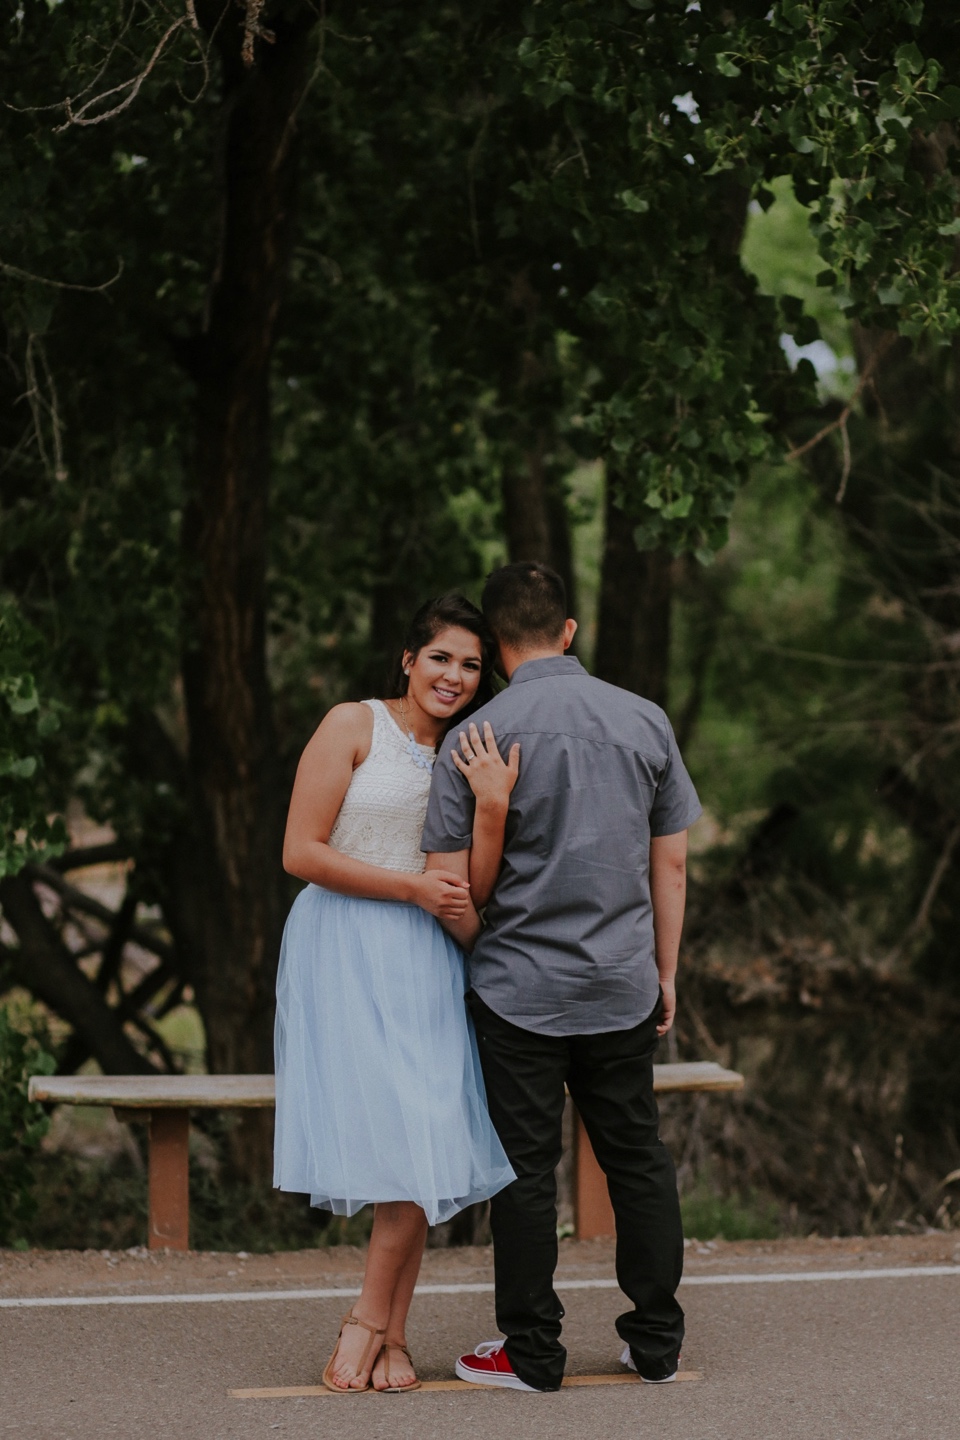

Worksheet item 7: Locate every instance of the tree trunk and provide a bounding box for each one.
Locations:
[501,440,578,620]
[177,6,319,1175]
[594,487,673,706]
[502,443,551,564]
[500,270,577,612]
[592,181,751,704]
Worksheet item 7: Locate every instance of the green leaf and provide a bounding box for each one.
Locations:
[3,677,39,715]
[937,218,960,236]
[662,493,694,519]
[0,756,38,779]
[632,523,663,552]
[619,189,650,214]
[895,42,924,76]
[780,3,808,31]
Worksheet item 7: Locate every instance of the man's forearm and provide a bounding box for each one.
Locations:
[649,833,688,982]
[651,866,685,980]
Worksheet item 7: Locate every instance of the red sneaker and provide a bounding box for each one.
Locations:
[455,1340,539,1390]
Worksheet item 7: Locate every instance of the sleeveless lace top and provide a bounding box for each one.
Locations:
[328,699,438,875]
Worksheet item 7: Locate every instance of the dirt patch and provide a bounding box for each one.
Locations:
[2,1232,958,1301]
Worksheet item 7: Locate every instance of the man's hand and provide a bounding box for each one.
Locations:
[657,977,676,1036]
[410,869,471,921]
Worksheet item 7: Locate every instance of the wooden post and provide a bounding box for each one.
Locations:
[573,1109,616,1240]
[148,1109,190,1250]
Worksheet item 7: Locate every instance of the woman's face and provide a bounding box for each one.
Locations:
[404,626,484,720]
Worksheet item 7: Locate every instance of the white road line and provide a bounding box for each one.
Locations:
[1,1265,958,1310]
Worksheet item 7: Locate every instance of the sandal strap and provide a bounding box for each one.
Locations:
[335,1310,386,1382]
[340,1311,386,1341]
[381,1343,415,1384]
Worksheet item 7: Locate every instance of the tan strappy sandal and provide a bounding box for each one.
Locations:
[375,1342,422,1393]
[322,1310,386,1393]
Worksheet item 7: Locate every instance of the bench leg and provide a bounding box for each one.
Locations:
[573,1109,616,1241]
[148,1109,190,1251]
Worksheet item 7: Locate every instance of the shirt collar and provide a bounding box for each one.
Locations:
[508,655,587,686]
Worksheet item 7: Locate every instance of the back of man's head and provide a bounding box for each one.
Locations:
[481,561,567,651]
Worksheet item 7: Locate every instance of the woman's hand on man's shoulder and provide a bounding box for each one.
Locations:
[451,721,520,812]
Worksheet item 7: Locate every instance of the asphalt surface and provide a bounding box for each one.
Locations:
[3,1239,959,1440]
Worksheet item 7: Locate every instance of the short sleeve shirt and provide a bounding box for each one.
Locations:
[421,656,701,1036]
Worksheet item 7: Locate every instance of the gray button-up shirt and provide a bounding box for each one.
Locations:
[421,656,702,1036]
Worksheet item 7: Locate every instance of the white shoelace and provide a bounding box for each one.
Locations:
[472,1340,506,1358]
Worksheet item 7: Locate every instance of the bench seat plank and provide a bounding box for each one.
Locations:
[652,1061,743,1094]
[27,1074,276,1108]
[29,1062,743,1111]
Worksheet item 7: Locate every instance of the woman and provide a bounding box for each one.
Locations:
[274,593,518,1394]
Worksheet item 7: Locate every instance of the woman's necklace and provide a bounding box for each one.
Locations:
[397,695,435,773]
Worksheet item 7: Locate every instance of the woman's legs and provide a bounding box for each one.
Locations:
[371,1207,429,1389]
[327,1201,428,1389]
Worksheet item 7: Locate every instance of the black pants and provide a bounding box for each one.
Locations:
[467,990,684,1391]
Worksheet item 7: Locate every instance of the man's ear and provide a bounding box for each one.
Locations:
[562,618,578,652]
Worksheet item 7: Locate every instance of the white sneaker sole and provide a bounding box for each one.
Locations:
[619,1344,678,1383]
[455,1357,538,1390]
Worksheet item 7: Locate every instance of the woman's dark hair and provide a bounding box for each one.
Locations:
[390,592,497,727]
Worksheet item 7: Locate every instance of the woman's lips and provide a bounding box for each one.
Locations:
[432,686,459,705]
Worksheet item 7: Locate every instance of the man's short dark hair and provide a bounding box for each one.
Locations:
[481,561,567,649]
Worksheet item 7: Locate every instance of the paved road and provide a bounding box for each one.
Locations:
[3,1243,958,1440]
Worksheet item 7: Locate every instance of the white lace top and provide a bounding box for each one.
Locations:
[327,699,438,875]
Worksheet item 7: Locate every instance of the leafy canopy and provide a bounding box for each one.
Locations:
[0,0,958,869]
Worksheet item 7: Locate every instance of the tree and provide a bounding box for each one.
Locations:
[1,2,959,1182]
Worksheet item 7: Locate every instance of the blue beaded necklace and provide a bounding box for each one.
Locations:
[397,696,435,773]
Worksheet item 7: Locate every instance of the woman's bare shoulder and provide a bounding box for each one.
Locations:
[304,701,374,766]
[319,700,374,733]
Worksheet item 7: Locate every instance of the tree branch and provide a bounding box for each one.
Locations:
[27,864,174,963]
[0,874,155,1075]
[48,843,131,873]
[785,332,897,499]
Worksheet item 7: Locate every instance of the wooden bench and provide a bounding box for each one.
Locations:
[574,1061,744,1240]
[29,1062,743,1250]
[28,1075,274,1251]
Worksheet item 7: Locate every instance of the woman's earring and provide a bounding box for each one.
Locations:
[403,668,410,676]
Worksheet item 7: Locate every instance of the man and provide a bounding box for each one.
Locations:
[422,561,701,1392]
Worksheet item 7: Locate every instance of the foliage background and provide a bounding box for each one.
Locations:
[2,0,960,1244]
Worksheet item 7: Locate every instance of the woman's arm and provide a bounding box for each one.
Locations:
[424,849,483,950]
[451,720,520,910]
[284,704,471,924]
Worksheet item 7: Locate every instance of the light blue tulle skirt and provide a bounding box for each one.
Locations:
[273,885,515,1226]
